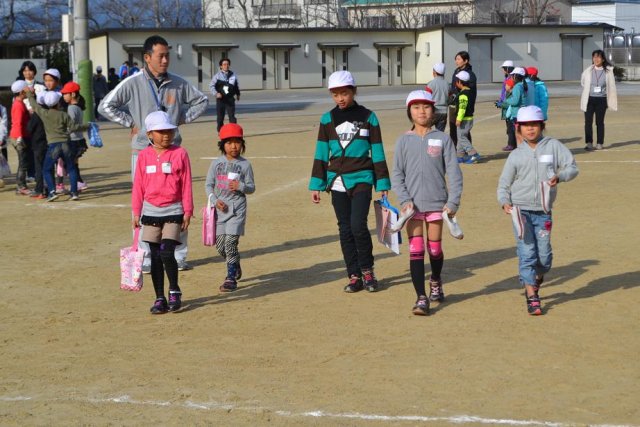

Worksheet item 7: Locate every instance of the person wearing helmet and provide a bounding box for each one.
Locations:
[497,106,578,316]
[205,123,255,293]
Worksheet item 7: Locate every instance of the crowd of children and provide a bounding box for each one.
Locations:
[2,59,585,318]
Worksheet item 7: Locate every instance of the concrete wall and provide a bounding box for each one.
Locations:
[88,35,109,74]
[416,29,445,84]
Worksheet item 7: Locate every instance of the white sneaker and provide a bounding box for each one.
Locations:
[511,206,524,240]
[443,213,464,240]
[389,206,415,233]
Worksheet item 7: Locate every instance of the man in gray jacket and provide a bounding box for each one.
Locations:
[99,35,209,272]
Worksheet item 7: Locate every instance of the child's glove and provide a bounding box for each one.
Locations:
[495,100,503,108]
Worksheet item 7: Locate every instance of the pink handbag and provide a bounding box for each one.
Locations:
[56,158,67,177]
[201,194,217,246]
[120,227,144,291]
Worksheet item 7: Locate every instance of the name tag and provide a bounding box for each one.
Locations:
[146,165,157,173]
[359,129,369,137]
[428,139,443,147]
[161,162,172,174]
[227,172,240,180]
[593,86,602,93]
[223,85,230,94]
[539,154,553,163]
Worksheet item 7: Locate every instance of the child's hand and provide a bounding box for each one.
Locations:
[216,199,228,212]
[311,190,321,204]
[228,179,240,191]
[401,202,414,215]
[181,215,191,231]
[456,120,461,127]
[548,175,558,187]
[443,205,456,218]
[132,216,140,228]
[502,204,513,214]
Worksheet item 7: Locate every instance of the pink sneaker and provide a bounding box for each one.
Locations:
[55,183,67,194]
[77,182,88,192]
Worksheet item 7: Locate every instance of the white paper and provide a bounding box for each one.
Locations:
[146,165,156,174]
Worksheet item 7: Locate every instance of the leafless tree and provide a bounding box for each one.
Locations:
[0,0,16,40]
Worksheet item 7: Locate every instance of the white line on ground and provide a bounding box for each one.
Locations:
[2,394,636,427]
[200,156,312,160]
[254,177,308,199]
[578,160,640,163]
[25,203,129,209]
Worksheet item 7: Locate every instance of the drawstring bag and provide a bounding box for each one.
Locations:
[88,122,103,148]
[120,227,145,291]
[56,158,67,177]
[201,194,217,246]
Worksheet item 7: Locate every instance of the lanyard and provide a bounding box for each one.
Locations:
[147,78,164,111]
[594,68,605,87]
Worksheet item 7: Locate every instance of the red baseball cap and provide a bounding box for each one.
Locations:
[505,78,515,89]
[526,67,539,77]
[60,81,81,94]
[219,123,244,141]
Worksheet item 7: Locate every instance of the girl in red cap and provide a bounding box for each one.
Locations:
[61,81,89,194]
[205,123,255,292]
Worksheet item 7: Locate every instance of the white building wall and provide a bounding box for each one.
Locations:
[572,4,616,26]
[616,3,640,32]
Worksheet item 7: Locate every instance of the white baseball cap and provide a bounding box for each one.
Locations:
[36,92,46,105]
[11,80,28,94]
[517,105,545,123]
[433,63,445,75]
[406,90,435,107]
[501,60,514,68]
[43,91,62,107]
[328,70,355,90]
[510,67,526,76]
[43,68,61,80]
[145,111,177,131]
[455,70,470,82]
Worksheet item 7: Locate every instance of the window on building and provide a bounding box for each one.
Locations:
[545,14,561,24]
[397,49,402,78]
[262,51,267,81]
[422,12,457,27]
[364,15,395,29]
[491,11,520,24]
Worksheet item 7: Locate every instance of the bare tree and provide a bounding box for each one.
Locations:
[0,0,16,39]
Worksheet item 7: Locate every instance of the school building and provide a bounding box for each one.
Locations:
[89,24,613,91]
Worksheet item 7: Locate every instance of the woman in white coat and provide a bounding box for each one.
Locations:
[580,49,618,151]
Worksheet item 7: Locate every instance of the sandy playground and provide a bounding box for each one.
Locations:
[0,84,639,426]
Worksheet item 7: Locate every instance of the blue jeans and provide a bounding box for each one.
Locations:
[43,142,78,195]
[514,210,553,286]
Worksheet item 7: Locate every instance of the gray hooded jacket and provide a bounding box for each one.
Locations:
[497,136,578,211]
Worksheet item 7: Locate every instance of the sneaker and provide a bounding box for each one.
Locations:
[343,274,364,293]
[412,296,430,316]
[443,213,464,240]
[428,277,445,302]
[235,262,242,280]
[595,144,604,150]
[141,264,151,274]
[389,205,415,233]
[77,182,88,192]
[55,183,67,194]
[219,277,238,292]
[16,187,31,196]
[457,156,466,164]
[362,270,379,292]
[26,176,35,183]
[46,192,59,202]
[30,191,46,199]
[150,297,169,314]
[464,154,481,164]
[168,291,182,312]
[502,145,515,152]
[585,143,594,151]
[177,260,192,271]
[70,192,79,201]
[526,294,543,316]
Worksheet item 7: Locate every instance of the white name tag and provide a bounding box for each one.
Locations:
[539,154,553,163]
[428,139,443,147]
[359,129,369,137]
[593,86,602,93]
[146,165,157,174]
[227,172,240,180]
[161,162,172,174]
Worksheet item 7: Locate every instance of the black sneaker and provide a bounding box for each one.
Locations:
[428,277,445,302]
[219,278,238,293]
[150,297,169,314]
[412,296,430,316]
[343,275,364,293]
[235,262,242,280]
[362,270,379,292]
[526,294,542,316]
[168,291,182,312]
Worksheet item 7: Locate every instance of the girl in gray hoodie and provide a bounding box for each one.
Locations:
[392,90,463,316]
[497,106,578,315]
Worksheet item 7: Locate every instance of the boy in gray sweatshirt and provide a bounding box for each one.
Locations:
[497,106,578,315]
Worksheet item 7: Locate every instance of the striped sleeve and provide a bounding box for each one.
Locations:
[367,112,391,191]
[309,113,332,191]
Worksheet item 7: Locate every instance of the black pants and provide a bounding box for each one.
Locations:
[506,119,516,148]
[331,189,374,277]
[216,98,237,132]
[448,106,458,146]
[584,96,608,145]
[94,97,103,120]
[433,112,447,132]
[32,143,47,194]
[10,138,31,189]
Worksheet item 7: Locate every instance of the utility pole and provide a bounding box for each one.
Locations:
[73,0,94,121]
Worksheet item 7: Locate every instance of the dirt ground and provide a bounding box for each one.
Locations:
[0,87,639,426]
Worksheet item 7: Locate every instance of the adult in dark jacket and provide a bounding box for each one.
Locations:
[93,66,109,120]
[448,51,477,146]
[209,58,240,132]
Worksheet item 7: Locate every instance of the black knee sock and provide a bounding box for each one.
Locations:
[160,239,180,293]
[429,255,444,280]
[148,243,165,299]
[410,259,426,297]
